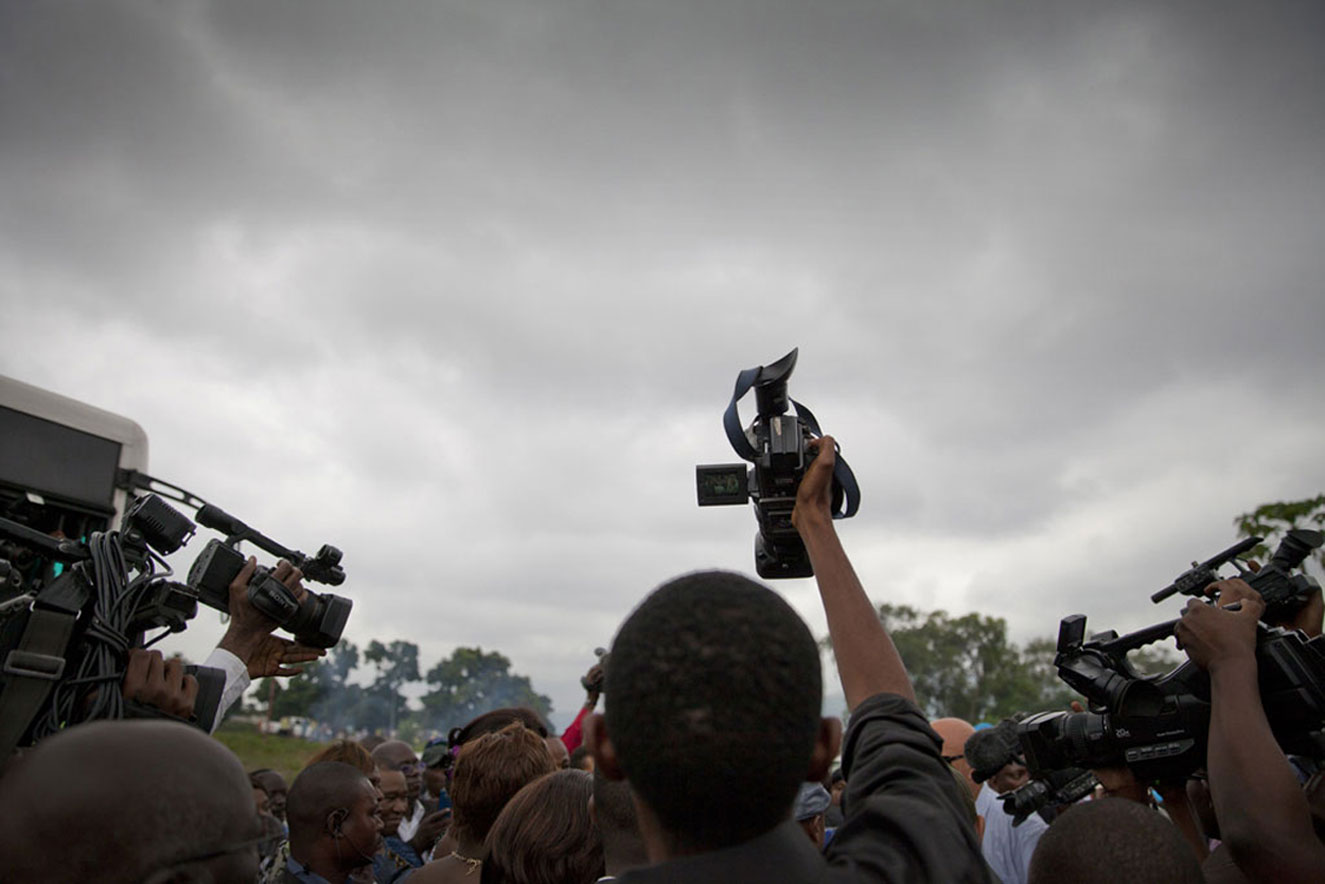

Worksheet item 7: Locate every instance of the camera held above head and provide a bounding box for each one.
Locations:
[695,348,861,579]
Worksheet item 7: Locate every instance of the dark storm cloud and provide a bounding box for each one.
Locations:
[2,0,1323,718]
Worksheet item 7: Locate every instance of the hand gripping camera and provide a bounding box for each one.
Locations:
[1016,529,1325,783]
[695,349,860,579]
[187,503,350,648]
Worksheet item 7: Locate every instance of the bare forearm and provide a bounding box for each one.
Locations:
[1208,662,1324,880]
[801,514,915,708]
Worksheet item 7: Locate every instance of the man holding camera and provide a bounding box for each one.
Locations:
[1176,577,1325,883]
[588,437,991,883]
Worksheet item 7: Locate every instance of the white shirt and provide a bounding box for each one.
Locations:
[976,782,1049,884]
[396,799,426,842]
[202,646,249,732]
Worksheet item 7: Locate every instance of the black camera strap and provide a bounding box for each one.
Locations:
[0,603,78,759]
[723,365,861,519]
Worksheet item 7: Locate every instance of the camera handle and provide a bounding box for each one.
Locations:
[721,360,861,519]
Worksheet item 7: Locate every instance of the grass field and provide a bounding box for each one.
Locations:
[212,721,326,783]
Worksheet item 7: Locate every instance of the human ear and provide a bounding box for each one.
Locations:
[585,714,625,781]
[807,717,843,782]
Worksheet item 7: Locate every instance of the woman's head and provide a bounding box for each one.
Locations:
[481,769,603,884]
[449,723,557,847]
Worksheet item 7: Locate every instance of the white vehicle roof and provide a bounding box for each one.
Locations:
[0,375,149,520]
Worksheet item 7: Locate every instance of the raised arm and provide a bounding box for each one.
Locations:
[792,436,915,709]
[1175,578,1325,882]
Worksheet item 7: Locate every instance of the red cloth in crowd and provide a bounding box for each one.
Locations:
[560,703,592,752]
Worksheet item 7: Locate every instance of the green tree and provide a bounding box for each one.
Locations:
[365,640,421,734]
[261,668,325,719]
[420,647,552,734]
[1234,494,1325,573]
[258,639,364,727]
[867,604,1045,722]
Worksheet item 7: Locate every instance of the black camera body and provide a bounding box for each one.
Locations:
[999,766,1098,827]
[696,349,859,579]
[1017,530,1325,783]
[186,504,350,649]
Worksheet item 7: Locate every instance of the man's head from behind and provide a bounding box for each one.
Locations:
[594,570,836,852]
[0,720,262,884]
[1029,797,1203,884]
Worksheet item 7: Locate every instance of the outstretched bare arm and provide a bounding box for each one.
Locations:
[793,436,914,710]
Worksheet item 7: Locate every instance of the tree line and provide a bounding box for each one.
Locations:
[258,643,552,742]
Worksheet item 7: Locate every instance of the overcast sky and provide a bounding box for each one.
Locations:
[3,0,1323,727]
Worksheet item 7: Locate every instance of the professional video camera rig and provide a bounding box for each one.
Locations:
[695,349,861,578]
[0,378,352,755]
[1000,528,1325,823]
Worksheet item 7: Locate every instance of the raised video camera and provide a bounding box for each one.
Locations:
[695,349,859,579]
[1016,529,1325,783]
[187,503,350,649]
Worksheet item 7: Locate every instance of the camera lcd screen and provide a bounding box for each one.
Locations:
[0,406,122,509]
[695,464,749,506]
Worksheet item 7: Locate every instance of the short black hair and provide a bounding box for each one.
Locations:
[604,570,822,850]
[1029,798,1203,884]
[964,720,1021,784]
[286,762,372,846]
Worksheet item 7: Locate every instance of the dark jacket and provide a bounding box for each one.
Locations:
[616,693,994,884]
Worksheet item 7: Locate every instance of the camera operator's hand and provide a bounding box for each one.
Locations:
[1184,580,1325,882]
[1174,578,1264,675]
[1205,560,1324,638]
[581,663,604,707]
[121,649,198,719]
[792,436,836,533]
[217,556,326,678]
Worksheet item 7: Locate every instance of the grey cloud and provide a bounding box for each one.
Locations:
[3,0,1324,721]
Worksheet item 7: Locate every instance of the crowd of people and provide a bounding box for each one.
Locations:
[1,437,1323,883]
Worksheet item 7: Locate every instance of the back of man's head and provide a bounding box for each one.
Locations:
[604,570,822,851]
[0,720,259,884]
[1029,797,1203,884]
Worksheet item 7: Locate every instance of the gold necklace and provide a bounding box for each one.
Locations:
[450,850,483,876]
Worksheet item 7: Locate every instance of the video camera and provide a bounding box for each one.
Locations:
[187,503,349,649]
[1015,529,1325,784]
[695,349,860,579]
[0,476,352,757]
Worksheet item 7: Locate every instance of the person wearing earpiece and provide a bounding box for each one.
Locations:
[283,761,385,884]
